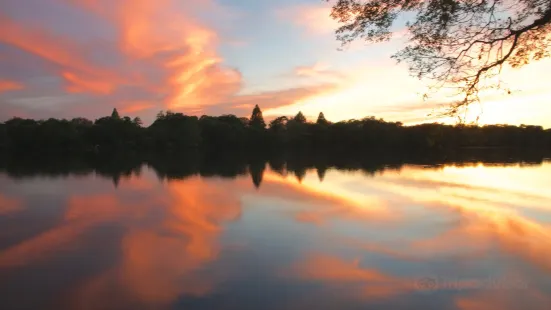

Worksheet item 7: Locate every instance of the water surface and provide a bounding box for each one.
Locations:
[1,156,550,309]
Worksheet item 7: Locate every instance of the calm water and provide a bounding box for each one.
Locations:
[1,157,551,310]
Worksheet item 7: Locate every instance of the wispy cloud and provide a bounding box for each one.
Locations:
[294,62,345,82]
[0,0,243,120]
[277,4,337,35]
[0,79,23,93]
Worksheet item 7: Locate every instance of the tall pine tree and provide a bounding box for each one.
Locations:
[316,112,329,125]
[294,111,306,124]
[111,108,121,120]
[249,105,266,129]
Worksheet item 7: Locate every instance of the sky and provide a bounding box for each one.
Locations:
[0,0,550,126]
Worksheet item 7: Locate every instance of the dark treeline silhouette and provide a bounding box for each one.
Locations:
[0,149,548,189]
[1,106,551,153]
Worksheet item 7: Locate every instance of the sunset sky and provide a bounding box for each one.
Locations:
[1,0,550,126]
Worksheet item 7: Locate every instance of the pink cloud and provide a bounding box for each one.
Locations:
[120,101,157,114]
[277,4,338,35]
[293,63,346,83]
[288,254,414,300]
[0,13,125,95]
[0,79,23,93]
[0,1,347,123]
[68,0,243,112]
[201,84,340,119]
[0,194,22,215]
[0,0,244,120]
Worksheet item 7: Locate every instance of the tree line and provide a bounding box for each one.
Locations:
[1,105,550,153]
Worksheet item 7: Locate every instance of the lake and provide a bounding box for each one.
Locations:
[1,154,550,310]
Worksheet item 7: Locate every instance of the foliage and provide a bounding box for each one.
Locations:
[1,105,550,154]
[249,104,266,129]
[148,112,201,149]
[327,0,551,116]
[111,108,121,120]
[317,112,330,126]
[293,111,307,124]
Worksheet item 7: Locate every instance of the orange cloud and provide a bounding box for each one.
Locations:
[1,0,244,119]
[106,180,240,305]
[64,195,123,221]
[295,211,325,225]
[293,63,345,84]
[374,165,551,273]
[290,254,412,299]
[455,290,550,310]
[0,194,22,215]
[0,14,123,95]
[0,195,122,268]
[119,101,157,114]
[278,4,338,35]
[62,171,420,308]
[295,163,551,276]
[71,0,243,112]
[65,176,243,308]
[0,79,23,93]
[62,71,114,95]
[0,173,249,309]
[295,63,331,77]
[263,170,398,225]
[0,221,93,268]
[199,84,340,118]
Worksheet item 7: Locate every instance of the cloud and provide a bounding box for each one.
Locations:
[454,290,550,310]
[295,63,331,77]
[202,84,339,118]
[0,174,246,308]
[0,79,23,93]
[288,254,413,300]
[119,101,157,114]
[3,0,343,123]
[277,4,337,35]
[105,0,243,110]
[293,63,346,83]
[0,194,22,215]
[0,0,243,121]
[62,71,114,94]
[0,12,123,94]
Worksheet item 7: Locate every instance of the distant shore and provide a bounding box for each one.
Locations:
[1,107,550,153]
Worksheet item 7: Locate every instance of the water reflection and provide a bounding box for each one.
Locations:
[0,153,550,309]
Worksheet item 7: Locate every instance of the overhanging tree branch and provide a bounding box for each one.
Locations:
[327,0,551,119]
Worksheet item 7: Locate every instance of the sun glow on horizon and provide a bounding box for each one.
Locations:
[263,57,551,127]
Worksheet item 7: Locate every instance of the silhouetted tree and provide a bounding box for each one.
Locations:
[268,116,289,145]
[148,112,201,149]
[316,112,329,126]
[269,116,289,130]
[199,115,247,149]
[71,117,93,127]
[249,105,266,129]
[156,111,166,120]
[0,123,8,149]
[1,108,550,153]
[239,117,249,126]
[132,117,142,127]
[294,111,307,124]
[111,108,121,120]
